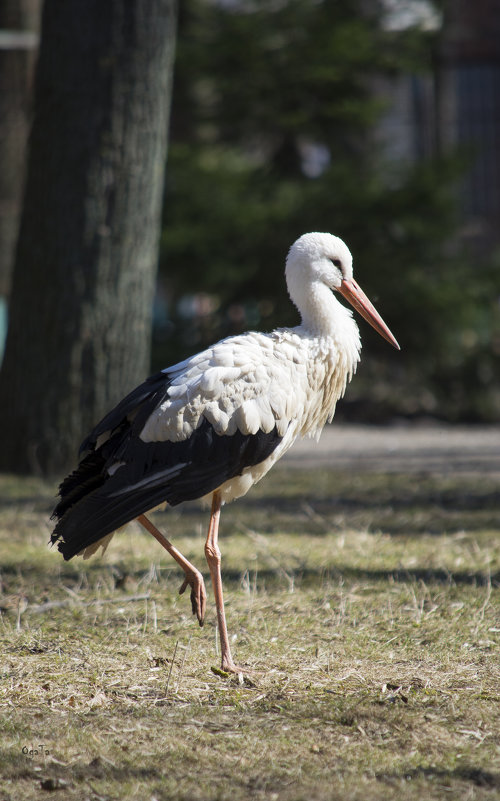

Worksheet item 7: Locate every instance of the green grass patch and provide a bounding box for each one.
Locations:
[0,463,499,800]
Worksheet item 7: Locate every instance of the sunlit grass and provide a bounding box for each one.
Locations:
[0,463,499,800]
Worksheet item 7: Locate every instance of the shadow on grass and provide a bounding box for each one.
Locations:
[160,485,500,536]
[239,488,500,513]
[4,483,498,516]
[2,560,497,592]
[226,492,500,534]
[3,469,499,539]
[0,750,165,784]
[219,565,499,588]
[376,765,500,790]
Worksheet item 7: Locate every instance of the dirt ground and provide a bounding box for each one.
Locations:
[284,422,500,475]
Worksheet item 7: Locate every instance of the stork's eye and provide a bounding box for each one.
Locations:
[332,258,342,268]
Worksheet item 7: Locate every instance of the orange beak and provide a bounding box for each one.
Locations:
[338,278,400,350]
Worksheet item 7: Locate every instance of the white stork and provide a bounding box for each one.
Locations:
[51,232,399,673]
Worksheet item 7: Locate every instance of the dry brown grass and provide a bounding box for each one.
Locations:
[0,461,499,800]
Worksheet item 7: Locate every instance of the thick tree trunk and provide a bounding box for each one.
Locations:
[0,0,40,301]
[0,0,176,474]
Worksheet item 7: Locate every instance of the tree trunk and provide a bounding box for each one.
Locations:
[0,0,40,299]
[0,0,40,360]
[0,0,176,475]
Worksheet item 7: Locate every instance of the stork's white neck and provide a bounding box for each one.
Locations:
[295,277,357,343]
[290,280,361,389]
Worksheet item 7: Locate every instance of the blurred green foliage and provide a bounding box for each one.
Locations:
[157,0,500,421]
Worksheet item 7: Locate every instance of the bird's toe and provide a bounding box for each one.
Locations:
[179,569,207,626]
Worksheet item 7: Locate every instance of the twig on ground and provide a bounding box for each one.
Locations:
[165,639,179,698]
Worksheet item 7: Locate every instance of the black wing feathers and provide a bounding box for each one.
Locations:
[79,371,170,455]
[54,425,127,519]
[51,374,283,561]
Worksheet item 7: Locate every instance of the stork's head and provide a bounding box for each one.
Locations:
[287,231,353,287]
[286,232,399,349]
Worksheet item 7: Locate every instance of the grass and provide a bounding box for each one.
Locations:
[0,455,499,800]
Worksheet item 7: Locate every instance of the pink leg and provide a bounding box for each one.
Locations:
[204,491,241,672]
[137,514,206,626]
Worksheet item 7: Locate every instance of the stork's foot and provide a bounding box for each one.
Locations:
[225,664,251,676]
[212,661,253,677]
[220,649,257,675]
[222,659,243,674]
[179,568,207,626]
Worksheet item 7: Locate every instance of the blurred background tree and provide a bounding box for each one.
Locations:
[0,0,176,473]
[0,0,499,476]
[0,0,40,362]
[157,0,500,422]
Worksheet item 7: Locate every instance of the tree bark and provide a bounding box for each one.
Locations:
[0,0,176,475]
[0,0,40,298]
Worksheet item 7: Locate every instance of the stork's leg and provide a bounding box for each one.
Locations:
[137,514,206,626]
[204,491,240,673]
